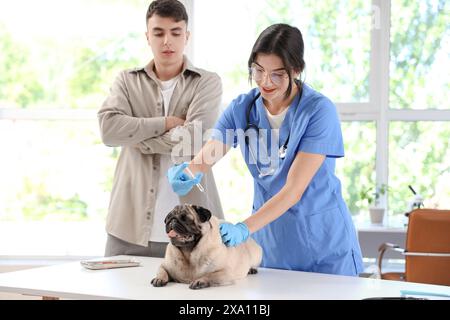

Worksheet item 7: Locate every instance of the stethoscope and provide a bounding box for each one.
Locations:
[244,83,302,178]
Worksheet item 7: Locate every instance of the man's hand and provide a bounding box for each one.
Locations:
[165,116,185,131]
[219,222,250,247]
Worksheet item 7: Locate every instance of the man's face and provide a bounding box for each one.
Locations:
[146,14,189,66]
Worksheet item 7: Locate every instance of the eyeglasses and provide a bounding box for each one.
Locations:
[250,64,288,86]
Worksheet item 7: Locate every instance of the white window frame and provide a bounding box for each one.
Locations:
[337,0,450,224]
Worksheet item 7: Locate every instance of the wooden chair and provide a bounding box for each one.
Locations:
[377,208,450,286]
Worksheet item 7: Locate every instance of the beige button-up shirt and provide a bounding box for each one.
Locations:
[98,56,224,246]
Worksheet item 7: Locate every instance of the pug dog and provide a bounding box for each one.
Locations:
[151,204,262,289]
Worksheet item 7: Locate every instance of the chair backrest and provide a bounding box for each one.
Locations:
[405,209,450,286]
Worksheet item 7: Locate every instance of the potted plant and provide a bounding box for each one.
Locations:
[360,184,388,224]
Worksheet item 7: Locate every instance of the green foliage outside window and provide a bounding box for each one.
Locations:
[0,25,142,109]
[390,0,449,109]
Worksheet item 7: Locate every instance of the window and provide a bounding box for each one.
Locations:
[387,0,450,222]
[337,122,376,216]
[1,0,449,257]
[389,121,450,217]
[0,0,149,110]
[193,0,450,224]
[0,0,152,256]
[0,120,115,222]
[194,0,374,221]
[192,0,371,102]
[390,0,448,110]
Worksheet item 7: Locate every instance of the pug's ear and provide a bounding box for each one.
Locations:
[192,205,212,223]
[164,212,171,224]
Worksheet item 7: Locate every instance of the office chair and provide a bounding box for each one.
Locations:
[377,208,450,286]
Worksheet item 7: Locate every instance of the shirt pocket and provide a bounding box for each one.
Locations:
[305,206,351,262]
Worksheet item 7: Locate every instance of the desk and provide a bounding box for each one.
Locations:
[0,255,448,300]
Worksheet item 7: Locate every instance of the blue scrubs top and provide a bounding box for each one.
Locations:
[211,84,364,276]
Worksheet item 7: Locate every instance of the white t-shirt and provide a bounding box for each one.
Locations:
[265,106,289,143]
[150,77,180,242]
[160,77,178,116]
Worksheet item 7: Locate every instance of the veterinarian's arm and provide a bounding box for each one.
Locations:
[244,152,325,233]
[187,139,231,174]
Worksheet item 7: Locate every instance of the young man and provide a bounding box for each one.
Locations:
[98,0,223,257]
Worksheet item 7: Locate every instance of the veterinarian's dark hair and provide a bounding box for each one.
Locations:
[146,0,189,27]
[248,23,305,99]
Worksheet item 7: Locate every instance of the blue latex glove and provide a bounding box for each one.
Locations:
[167,162,203,196]
[219,222,250,247]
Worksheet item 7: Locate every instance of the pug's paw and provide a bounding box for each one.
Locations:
[189,278,210,290]
[151,277,168,287]
[248,268,258,275]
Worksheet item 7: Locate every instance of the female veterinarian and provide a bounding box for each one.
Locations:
[167,23,364,276]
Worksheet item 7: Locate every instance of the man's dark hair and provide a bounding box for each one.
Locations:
[146,0,188,26]
[248,23,305,99]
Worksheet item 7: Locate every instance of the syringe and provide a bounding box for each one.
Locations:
[184,166,205,193]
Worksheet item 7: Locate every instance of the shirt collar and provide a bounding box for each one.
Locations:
[133,55,201,80]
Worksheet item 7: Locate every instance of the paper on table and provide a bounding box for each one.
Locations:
[80,259,141,270]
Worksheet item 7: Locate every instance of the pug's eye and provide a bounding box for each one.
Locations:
[180,214,187,221]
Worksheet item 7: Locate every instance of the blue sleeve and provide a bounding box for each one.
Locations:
[296,98,344,158]
[210,101,238,148]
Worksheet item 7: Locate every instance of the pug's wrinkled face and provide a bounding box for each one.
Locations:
[164,204,212,249]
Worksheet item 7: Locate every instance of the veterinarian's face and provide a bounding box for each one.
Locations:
[251,53,299,107]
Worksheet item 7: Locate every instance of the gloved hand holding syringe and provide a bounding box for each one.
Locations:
[184,166,205,192]
[167,162,218,211]
[167,162,204,196]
